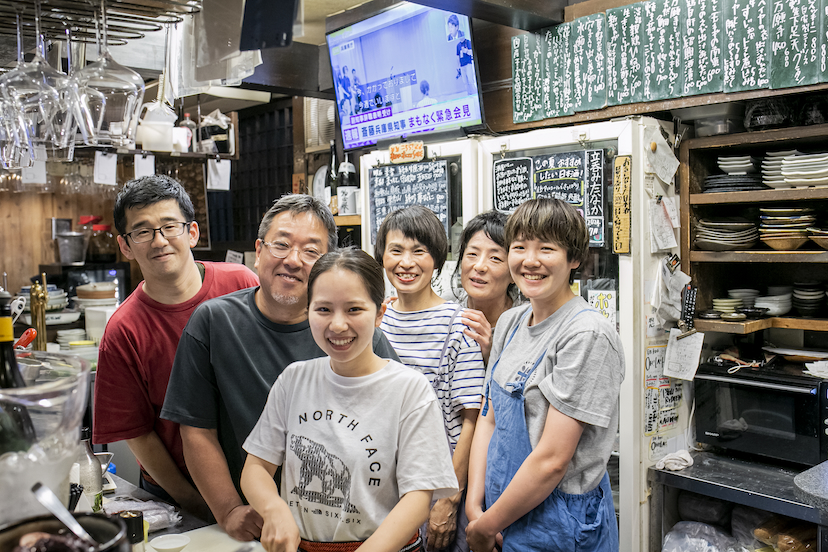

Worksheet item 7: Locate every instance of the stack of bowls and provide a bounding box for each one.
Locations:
[754,293,793,316]
[728,289,759,308]
[19,285,68,312]
[768,285,794,296]
[793,282,825,316]
[712,297,743,313]
[56,328,87,350]
[73,282,118,312]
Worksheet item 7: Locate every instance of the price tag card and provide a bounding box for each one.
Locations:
[94,151,118,185]
[134,154,156,179]
[225,250,244,264]
[207,158,231,190]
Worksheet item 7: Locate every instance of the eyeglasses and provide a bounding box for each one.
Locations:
[261,241,322,263]
[124,222,190,244]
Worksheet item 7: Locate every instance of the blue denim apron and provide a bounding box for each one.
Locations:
[482,308,618,552]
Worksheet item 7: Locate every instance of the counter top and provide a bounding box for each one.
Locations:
[108,474,265,551]
[648,451,828,525]
[794,461,828,516]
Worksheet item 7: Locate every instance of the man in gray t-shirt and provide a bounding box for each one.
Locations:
[161,195,398,543]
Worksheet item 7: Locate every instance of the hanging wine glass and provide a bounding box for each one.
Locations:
[63,21,104,146]
[2,0,78,161]
[0,9,35,169]
[75,0,145,148]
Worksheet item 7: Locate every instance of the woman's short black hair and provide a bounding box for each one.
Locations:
[452,210,517,300]
[309,247,385,310]
[374,205,448,275]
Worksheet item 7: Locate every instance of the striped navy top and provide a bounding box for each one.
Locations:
[380,301,485,449]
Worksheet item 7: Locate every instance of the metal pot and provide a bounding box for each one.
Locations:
[0,513,128,552]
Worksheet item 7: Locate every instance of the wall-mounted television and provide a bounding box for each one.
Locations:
[326,2,485,151]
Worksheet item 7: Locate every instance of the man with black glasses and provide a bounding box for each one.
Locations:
[93,175,258,519]
[161,194,398,542]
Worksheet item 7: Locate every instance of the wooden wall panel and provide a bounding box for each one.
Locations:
[0,190,117,295]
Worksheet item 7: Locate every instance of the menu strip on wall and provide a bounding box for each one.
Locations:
[586,150,606,247]
[723,0,770,92]
[368,160,449,244]
[572,14,608,112]
[613,155,632,254]
[643,0,685,101]
[607,3,646,106]
[512,33,546,123]
[682,0,724,96]
[770,0,821,88]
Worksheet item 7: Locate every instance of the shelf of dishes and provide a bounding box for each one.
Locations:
[693,317,828,334]
[690,251,828,262]
[689,187,828,205]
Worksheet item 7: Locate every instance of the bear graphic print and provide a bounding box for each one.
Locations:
[290,434,360,514]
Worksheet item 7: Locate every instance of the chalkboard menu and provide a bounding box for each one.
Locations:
[770,0,821,88]
[723,0,770,92]
[493,158,533,213]
[492,150,606,245]
[585,150,606,247]
[512,33,546,123]
[643,0,684,101]
[545,24,574,118]
[368,160,449,244]
[572,14,608,112]
[683,0,724,96]
[607,3,645,106]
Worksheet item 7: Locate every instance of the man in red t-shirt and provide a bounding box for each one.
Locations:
[93,175,258,519]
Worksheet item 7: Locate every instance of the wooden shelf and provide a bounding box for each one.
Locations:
[690,250,828,262]
[690,187,828,205]
[333,215,361,226]
[680,123,828,152]
[694,317,828,334]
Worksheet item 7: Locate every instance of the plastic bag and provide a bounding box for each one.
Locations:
[662,521,739,552]
[730,505,773,551]
[103,497,182,532]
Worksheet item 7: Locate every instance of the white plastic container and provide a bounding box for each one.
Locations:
[85,306,117,344]
[135,122,174,151]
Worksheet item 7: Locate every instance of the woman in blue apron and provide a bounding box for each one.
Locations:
[465,198,625,552]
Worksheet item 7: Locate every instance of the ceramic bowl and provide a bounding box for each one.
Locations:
[735,307,770,319]
[810,235,828,250]
[760,236,809,250]
[150,534,190,552]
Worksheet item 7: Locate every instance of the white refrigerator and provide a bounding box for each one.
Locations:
[359,117,688,552]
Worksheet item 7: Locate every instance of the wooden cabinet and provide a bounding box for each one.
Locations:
[679,123,828,334]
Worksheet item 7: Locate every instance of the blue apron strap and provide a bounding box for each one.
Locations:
[482,307,532,416]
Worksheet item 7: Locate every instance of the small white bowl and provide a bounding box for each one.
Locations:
[150,534,190,552]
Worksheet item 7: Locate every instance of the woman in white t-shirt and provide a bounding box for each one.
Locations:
[241,248,457,552]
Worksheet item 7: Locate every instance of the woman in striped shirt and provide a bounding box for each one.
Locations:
[375,206,485,552]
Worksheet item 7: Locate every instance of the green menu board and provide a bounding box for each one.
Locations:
[770,0,821,88]
[607,3,645,106]
[643,0,684,101]
[723,0,770,92]
[544,24,575,118]
[822,0,828,83]
[572,13,608,112]
[512,33,545,123]
[682,0,724,96]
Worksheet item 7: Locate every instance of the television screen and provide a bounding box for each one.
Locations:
[326,2,484,150]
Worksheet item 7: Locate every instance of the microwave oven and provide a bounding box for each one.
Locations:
[695,363,828,467]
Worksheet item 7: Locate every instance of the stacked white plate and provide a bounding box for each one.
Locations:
[781,153,828,187]
[19,285,68,312]
[56,328,87,350]
[754,293,792,316]
[72,296,118,312]
[718,155,759,174]
[712,298,742,313]
[762,150,800,188]
[695,219,759,251]
[728,289,760,308]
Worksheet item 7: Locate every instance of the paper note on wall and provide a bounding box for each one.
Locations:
[650,199,678,252]
[612,156,631,254]
[207,158,231,190]
[134,154,155,179]
[588,289,616,327]
[663,328,704,380]
[94,151,118,186]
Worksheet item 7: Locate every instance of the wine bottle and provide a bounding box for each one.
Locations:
[0,290,36,455]
[328,139,339,215]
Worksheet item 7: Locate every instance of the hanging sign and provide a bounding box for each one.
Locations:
[613,155,632,254]
[390,141,425,164]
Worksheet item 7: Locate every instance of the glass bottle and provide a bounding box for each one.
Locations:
[89,224,117,263]
[0,290,36,455]
[327,140,338,215]
[78,426,102,512]
[178,113,197,152]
